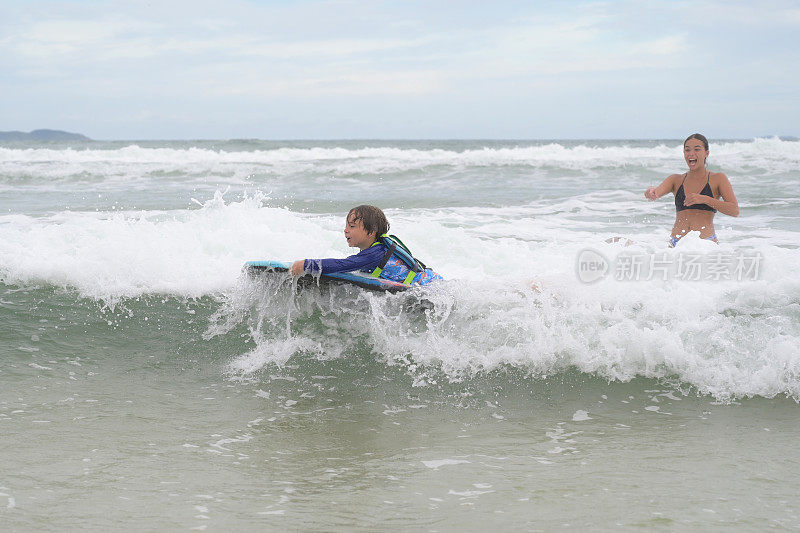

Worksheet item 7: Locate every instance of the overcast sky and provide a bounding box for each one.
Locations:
[1,0,798,140]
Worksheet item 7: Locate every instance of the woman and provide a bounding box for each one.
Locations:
[645,133,739,246]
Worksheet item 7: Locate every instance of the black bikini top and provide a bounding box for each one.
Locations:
[675,172,717,213]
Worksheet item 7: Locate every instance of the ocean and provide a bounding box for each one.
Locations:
[1,138,799,531]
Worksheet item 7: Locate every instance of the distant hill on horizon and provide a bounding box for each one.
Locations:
[0,129,91,141]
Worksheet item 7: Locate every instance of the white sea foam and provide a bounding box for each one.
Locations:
[422,459,471,469]
[0,191,324,300]
[3,190,799,403]
[1,138,798,187]
[2,138,799,401]
[209,204,798,401]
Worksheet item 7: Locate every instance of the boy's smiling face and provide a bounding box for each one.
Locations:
[344,213,377,250]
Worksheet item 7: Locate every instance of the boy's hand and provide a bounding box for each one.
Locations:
[290,260,306,276]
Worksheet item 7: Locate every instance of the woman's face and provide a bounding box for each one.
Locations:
[684,138,709,171]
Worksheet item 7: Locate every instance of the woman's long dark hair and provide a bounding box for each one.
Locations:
[684,133,709,151]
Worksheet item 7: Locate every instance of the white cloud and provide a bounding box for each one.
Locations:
[242,36,437,59]
[786,9,800,23]
[14,18,438,62]
[634,35,687,57]
[445,16,689,81]
[20,18,160,55]
[203,68,447,97]
[1,0,797,138]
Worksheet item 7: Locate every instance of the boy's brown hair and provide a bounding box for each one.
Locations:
[347,205,389,237]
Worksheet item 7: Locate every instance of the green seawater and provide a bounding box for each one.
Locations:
[2,138,800,530]
[2,286,799,531]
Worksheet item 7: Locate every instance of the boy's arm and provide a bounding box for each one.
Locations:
[290,260,306,276]
[292,246,386,276]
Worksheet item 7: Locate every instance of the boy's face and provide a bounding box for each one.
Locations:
[344,214,377,250]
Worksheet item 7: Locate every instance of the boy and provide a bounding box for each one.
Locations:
[290,205,442,286]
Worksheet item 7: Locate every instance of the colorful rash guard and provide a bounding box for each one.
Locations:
[303,243,443,286]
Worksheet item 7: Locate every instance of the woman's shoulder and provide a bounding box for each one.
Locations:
[664,173,683,190]
[709,171,730,185]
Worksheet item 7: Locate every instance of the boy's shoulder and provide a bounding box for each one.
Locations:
[348,243,386,259]
[363,242,388,254]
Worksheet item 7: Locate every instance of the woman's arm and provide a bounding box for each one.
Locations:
[684,172,739,216]
[645,174,678,201]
